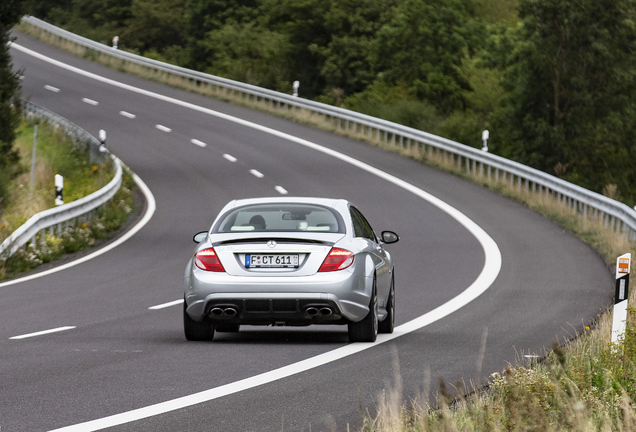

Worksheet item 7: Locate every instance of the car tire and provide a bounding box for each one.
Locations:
[348,276,378,343]
[216,323,240,333]
[378,272,395,334]
[184,300,215,341]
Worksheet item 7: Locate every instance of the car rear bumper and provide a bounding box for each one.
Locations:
[186,269,371,324]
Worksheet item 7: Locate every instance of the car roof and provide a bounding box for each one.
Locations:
[226,197,346,208]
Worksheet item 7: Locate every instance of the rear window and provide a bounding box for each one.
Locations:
[213,203,344,233]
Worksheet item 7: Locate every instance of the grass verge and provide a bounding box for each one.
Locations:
[0,119,136,280]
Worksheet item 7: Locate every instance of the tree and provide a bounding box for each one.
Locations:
[23,0,73,19]
[200,21,291,89]
[371,0,482,113]
[310,0,398,97]
[261,0,332,97]
[493,0,636,204]
[0,0,25,206]
[185,0,262,71]
[124,0,186,55]
[45,0,132,45]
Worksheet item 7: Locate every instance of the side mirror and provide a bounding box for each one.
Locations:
[193,231,208,243]
[381,231,399,244]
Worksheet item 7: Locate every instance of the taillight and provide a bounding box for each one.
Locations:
[194,247,225,272]
[319,248,354,272]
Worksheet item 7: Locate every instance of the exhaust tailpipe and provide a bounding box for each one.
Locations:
[210,308,224,317]
[306,307,319,316]
[319,307,333,316]
[224,308,237,317]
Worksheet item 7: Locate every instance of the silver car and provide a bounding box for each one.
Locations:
[184,197,399,342]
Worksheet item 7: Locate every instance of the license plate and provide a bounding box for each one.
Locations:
[246,254,299,268]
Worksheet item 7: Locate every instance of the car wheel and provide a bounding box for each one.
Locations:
[216,323,240,333]
[378,272,395,334]
[183,299,215,341]
[348,276,378,342]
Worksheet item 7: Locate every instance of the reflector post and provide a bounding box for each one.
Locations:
[612,253,631,345]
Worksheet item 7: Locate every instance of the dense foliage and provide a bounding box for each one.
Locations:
[0,0,25,207]
[492,0,636,204]
[23,0,636,205]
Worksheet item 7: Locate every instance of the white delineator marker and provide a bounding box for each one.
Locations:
[611,253,631,344]
[55,174,64,206]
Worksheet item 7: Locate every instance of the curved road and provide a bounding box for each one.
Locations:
[0,31,612,431]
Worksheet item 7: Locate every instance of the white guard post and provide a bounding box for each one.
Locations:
[611,253,631,344]
[55,174,64,206]
[481,130,489,152]
[292,81,299,97]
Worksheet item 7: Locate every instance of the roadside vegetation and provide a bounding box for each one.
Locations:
[0,119,136,280]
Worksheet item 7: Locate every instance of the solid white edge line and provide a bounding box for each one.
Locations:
[82,98,98,106]
[148,299,184,310]
[223,154,237,162]
[0,170,156,289]
[10,326,76,340]
[190,139,207,148]
[9,43,502,431]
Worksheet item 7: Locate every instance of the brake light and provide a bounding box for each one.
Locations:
[194,248,225,272]
[319,248,354,272]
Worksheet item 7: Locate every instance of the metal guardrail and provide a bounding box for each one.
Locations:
[19,16,636,240]
[0,101,122,259]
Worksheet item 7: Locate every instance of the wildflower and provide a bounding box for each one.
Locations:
[92,165,99,173]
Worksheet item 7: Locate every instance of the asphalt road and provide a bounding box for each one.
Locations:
[0,31,613,432]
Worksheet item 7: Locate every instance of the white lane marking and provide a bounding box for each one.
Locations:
[223,154,237,162]
[250,169,264,178]
[11,43,502,431]
[119,111,136,119]
[149,299,184,310]
[275,186,288,195]
[0,172,156,288]
[44,85,60,92]
[190,139,207,148]
[82,98,99,106]
[155,125,171,133]
[10,326,75,340]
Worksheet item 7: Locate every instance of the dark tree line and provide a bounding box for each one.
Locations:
[0,0,24,206]
[14,0,636,205]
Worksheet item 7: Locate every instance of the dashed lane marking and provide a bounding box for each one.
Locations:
[10,326,76,340]
[190,139,207,148]
[119,111,136,119]
[250,169,264,178]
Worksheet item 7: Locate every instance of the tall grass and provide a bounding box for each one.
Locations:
[0,120,113,245]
